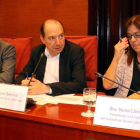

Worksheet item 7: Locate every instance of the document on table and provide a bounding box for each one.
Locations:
[27,94,86,105]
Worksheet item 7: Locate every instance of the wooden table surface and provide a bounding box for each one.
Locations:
[0,92,140,140]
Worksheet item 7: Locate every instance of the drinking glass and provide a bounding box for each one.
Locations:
[81,88,96,117]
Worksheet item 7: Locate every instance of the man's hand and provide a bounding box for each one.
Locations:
[21,78,30,86]
[28,78,50,95]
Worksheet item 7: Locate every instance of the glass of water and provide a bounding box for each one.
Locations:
[81,88,96,117]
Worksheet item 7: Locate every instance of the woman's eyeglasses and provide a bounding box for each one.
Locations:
[127,33,140,40]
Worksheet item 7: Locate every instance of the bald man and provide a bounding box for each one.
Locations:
[15,19,87,96]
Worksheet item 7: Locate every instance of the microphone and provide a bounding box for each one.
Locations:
[94,72,140,95]
[28,52,44,86]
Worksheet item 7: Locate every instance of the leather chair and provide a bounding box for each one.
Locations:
[1,36,98,88]
[0,37,32,78]
[65,36,98,88]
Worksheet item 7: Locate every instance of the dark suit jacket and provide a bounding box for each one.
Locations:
[15,40,87,96]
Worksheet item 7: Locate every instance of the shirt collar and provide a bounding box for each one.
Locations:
[44,47,60,59]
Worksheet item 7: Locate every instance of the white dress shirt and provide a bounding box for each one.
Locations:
[43,48,60,85]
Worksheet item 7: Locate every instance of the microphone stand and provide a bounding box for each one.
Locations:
[27,52,44,86]
[94,72,140,95]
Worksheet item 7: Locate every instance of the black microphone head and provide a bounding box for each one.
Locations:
[94,72,103,77]
[41,52,44,57]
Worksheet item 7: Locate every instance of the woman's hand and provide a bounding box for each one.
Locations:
[127,92,140,99]
[103,37,129,90]
[114,37,129,60]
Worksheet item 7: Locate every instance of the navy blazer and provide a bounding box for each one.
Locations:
[15,40,87,96]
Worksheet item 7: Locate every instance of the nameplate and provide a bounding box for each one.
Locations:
[93,95,140,131]
[0,84,28,112]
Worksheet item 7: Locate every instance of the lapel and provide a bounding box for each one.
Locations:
[59,43,67,82]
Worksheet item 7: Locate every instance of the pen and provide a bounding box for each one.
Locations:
[27,73,34,86]
[26,72,29,80]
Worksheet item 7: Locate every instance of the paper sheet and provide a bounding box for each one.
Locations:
[27,94,95,106]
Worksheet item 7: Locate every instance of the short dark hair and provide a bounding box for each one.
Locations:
[40,19,65,37]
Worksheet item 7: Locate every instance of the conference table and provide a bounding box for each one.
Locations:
[0,92,140,140]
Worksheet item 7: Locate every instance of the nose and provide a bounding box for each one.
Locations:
[55,37,60,45]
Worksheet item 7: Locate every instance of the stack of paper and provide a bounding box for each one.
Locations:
[27,94,96,107]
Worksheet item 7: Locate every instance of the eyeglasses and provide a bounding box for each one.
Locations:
[127,33,140,40]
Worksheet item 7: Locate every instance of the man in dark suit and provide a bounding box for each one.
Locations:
[0,39,16,83]
[15,19,87,96]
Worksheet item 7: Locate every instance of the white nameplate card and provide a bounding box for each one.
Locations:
[0,83,28,112]
[94,95,140,131]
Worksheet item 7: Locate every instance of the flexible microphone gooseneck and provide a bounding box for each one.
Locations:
[94,72,140,95]
[28,52,44,86]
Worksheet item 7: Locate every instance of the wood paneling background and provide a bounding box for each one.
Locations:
[0,0,140,94]
[94,0,140,94]
[0,0,88,46]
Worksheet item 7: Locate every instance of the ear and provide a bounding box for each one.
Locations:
[40,35,45,44]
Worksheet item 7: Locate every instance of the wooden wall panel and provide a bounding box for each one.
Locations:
[0,0,88,46]
[1,0,140,95]
[93,0,140,95]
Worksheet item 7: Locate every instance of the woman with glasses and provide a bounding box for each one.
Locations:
[103,15,140,97]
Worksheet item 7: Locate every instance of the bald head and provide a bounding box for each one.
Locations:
[40,19,65,37]
[40,19,65,57]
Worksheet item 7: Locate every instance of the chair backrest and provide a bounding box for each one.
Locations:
[65,36,98,88]
[0,36,97,87]
[0,37,32,78]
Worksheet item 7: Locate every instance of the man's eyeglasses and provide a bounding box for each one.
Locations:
[127,33,140,40]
